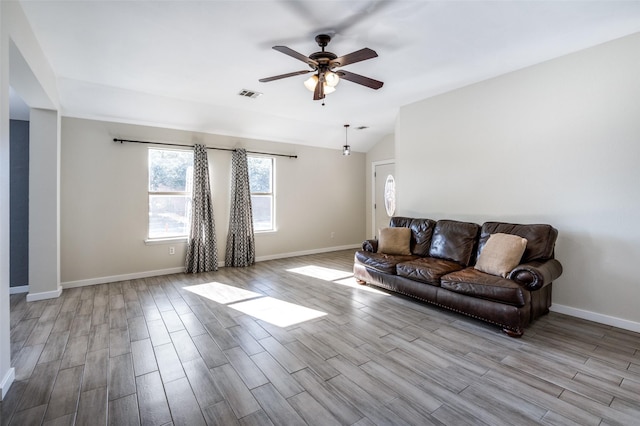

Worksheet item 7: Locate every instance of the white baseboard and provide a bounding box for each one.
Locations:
[60,245,360,289]
[550,304,640,333]
[9,285,29,294]
[26,286,63,302]
[0,367,15,401]
[255,244,360,262]
[62,267,186,289]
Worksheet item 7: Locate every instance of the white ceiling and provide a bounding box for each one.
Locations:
[15,0,640,152]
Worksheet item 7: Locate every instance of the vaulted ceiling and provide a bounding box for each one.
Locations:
[16,1,640,152]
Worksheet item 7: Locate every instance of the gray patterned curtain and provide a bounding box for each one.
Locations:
[226,149,255,267]
[185,144,218,273]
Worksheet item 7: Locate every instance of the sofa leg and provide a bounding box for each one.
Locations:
[502,328,524,338]
[355,279,367,285]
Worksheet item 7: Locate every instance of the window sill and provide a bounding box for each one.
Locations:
[145,237,188,245]
[255,229,277,235]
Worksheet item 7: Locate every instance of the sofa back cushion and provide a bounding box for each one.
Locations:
[477,222,558,263]
[390,217,436,257]
[428,220,480,266]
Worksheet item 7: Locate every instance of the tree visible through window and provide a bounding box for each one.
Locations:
[248,156,274,231]
[148,148,193,239]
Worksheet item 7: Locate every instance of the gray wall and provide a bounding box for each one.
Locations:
[9,119,28,288]
[396,33,640,329]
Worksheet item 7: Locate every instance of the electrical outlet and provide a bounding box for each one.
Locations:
[330,232,335,239]
[169,246,175,255]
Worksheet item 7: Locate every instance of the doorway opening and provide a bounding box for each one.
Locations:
[9,87,30,294]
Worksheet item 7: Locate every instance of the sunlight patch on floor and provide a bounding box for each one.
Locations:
[183,281,327,327]
[183,282,262,304]
[333,277,390,295]
[287,265,389,296]
[228,297,327,327]
[286,265,353,281]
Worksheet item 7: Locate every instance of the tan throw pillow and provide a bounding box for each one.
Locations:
[377,227,412,255]
[475,233,528,278]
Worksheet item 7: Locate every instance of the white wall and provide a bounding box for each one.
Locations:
[1,1,60,400]
[61,117,366,285]
[0,2,12,400]
[29,109,61,299]
[396,33,640,329]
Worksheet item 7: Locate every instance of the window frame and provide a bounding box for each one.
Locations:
[248,155,276,233]
[146,147,194,242]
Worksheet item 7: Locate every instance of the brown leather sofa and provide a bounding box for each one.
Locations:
[353,217,563,337]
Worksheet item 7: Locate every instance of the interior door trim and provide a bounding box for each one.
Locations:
[371,159,395,239]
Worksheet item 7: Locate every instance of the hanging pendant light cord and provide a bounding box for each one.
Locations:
[343,124,351,155]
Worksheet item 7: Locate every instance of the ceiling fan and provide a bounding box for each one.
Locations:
[259,34,383,101]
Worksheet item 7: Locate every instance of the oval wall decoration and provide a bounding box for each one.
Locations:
[384,174,396,217]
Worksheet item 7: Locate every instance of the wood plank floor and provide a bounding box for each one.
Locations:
[2,249,640,425]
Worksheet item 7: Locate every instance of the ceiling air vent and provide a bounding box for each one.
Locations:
[238,89,262,99]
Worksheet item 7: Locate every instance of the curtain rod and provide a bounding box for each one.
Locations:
[113,138,298,159]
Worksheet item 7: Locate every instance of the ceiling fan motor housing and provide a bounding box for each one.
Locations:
[310,34,338,70]
[315,34,332,48]
[309,52,338,70]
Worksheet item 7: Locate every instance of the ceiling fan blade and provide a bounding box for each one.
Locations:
[273,46,318,67]
[331,48,378,68]
[259,70,311,83]
[336,70,384,89]
[313,74,325,100]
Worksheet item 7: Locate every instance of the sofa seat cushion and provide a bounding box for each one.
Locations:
[354,251,418,275]
[441,268,529,306]
[396,258,464,286]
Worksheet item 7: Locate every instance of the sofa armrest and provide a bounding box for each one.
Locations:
[363,239,378,253]
[508,259,563,291]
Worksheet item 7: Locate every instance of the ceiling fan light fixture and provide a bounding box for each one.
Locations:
[303,74,336,94]
[325,71,340,87]
[303,75,318,92]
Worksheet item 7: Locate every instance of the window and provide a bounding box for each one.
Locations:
[148,148,193,239]
[248,156,274,231]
